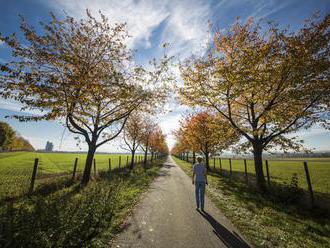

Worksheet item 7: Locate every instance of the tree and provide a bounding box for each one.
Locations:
[179,112,239,170]
[0,11,171,186]
[8,135,34,151]
[45,141,54,152]
[139,117,157,167]
[173,122,191,162]
[180,15,330,190]
[149,127,168,160]
[0,121,15,151]
[122,113,144,169]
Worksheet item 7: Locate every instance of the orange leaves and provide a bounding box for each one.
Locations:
[180,14,330,153]
[173,111,239,155]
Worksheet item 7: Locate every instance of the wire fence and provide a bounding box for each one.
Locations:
[0,152,154,201]
[180,155,330,208]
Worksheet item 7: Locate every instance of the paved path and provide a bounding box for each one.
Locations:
[112,156,251,248]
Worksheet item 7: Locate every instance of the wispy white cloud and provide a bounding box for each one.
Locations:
[44,0,211,55]
[0,98,44,115]
[44,0,170,49]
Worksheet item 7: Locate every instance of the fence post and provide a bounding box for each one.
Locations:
[265,160,270,187]
[109,158,112,172]
[119,156,121,170]
[93,158,97,176]
[28,158,39,195]
[244,159,248,182]
[303,161,314,207]
[126,156,129,167]
[229,158,232,176]
[213,157,216,171]
[72,157,78,181]
[219,158,222,174]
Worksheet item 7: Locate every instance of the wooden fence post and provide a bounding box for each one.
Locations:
[219,158,222,174]
[244,159,248,182]
[213,157,216,171]
[303,161,314,207]
[229,158,232,176]
[126,156,129,167]
[109,158,112,172]
[265,160,270,187]
[93,158,96,176]
[28,158,39,195]
[72,157,78,181]
[119,156,121,170]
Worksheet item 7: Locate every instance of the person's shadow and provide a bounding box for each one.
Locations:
[198,210,251,248]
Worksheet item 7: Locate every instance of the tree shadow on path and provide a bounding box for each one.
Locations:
[197,210,251,248]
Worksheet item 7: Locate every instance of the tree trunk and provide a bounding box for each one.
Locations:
[144,145,148,167]
[252,142,267,191]
[151,151,154,162]
[204,152,210,171]
[186,152,189,162]
[81,144,96,186]
[130,150,135,169]
[192,151,196,164]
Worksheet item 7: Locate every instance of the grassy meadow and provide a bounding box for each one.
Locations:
[207,157,330,198]
[174,156,330,248]
[0,157,165,247]
[0,151,148,200]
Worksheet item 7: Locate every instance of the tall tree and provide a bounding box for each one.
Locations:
[180,112,239,170]
[140,117,157,167]
[149,127,168,160]
[0,121,15,151]
[0,11,171,186]
[8,135,34,151]
[122,113,144,169]
[180,15,330,190]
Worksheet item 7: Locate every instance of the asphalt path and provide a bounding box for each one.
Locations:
[112,156,251,248]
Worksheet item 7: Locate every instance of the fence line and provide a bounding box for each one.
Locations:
[0,153,160,200]
[178,154,330,208]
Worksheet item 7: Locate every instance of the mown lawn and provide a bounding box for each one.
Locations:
[207,157,330,197]
[0,157,165,247]
[174,156,330,248]
[0,151,147,173]
[0,151,148,199]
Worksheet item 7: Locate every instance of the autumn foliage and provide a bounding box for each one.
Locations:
[179,14,330,190]
[172,111,239,169]
[0,10,171,186]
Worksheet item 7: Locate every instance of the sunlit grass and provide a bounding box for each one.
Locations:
[174,156,330,248]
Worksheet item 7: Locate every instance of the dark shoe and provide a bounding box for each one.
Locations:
[196,208,199,211]
[201,208,205,212]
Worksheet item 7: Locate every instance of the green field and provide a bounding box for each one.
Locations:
[174,157,330,248]
[0,152,148,200]
[206,157,330,197]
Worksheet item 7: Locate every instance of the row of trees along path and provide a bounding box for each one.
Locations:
[177,15,330,191]
[0,10,173,186]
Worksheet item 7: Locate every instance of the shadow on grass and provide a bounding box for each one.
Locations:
[209,167,330,214]
[0,159,166,248]
[208,169,330,231]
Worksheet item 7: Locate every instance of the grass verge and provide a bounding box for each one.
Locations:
[173,156,330,248]
[0,158,165,247]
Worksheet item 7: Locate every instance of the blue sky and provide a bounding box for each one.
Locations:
[0,0,330,152]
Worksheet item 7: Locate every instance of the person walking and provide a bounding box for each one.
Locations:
[192,156,208,211]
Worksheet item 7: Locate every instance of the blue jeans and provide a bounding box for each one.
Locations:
[195,182,205,209]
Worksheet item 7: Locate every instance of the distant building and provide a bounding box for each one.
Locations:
[45,141,54,152]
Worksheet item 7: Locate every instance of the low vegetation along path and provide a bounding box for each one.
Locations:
[112,156,251,248]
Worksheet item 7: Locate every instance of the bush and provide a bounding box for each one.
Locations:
[0,181,121,247]
[271,173,304,204]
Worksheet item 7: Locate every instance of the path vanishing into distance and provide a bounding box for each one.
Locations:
[112,156,252,248]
